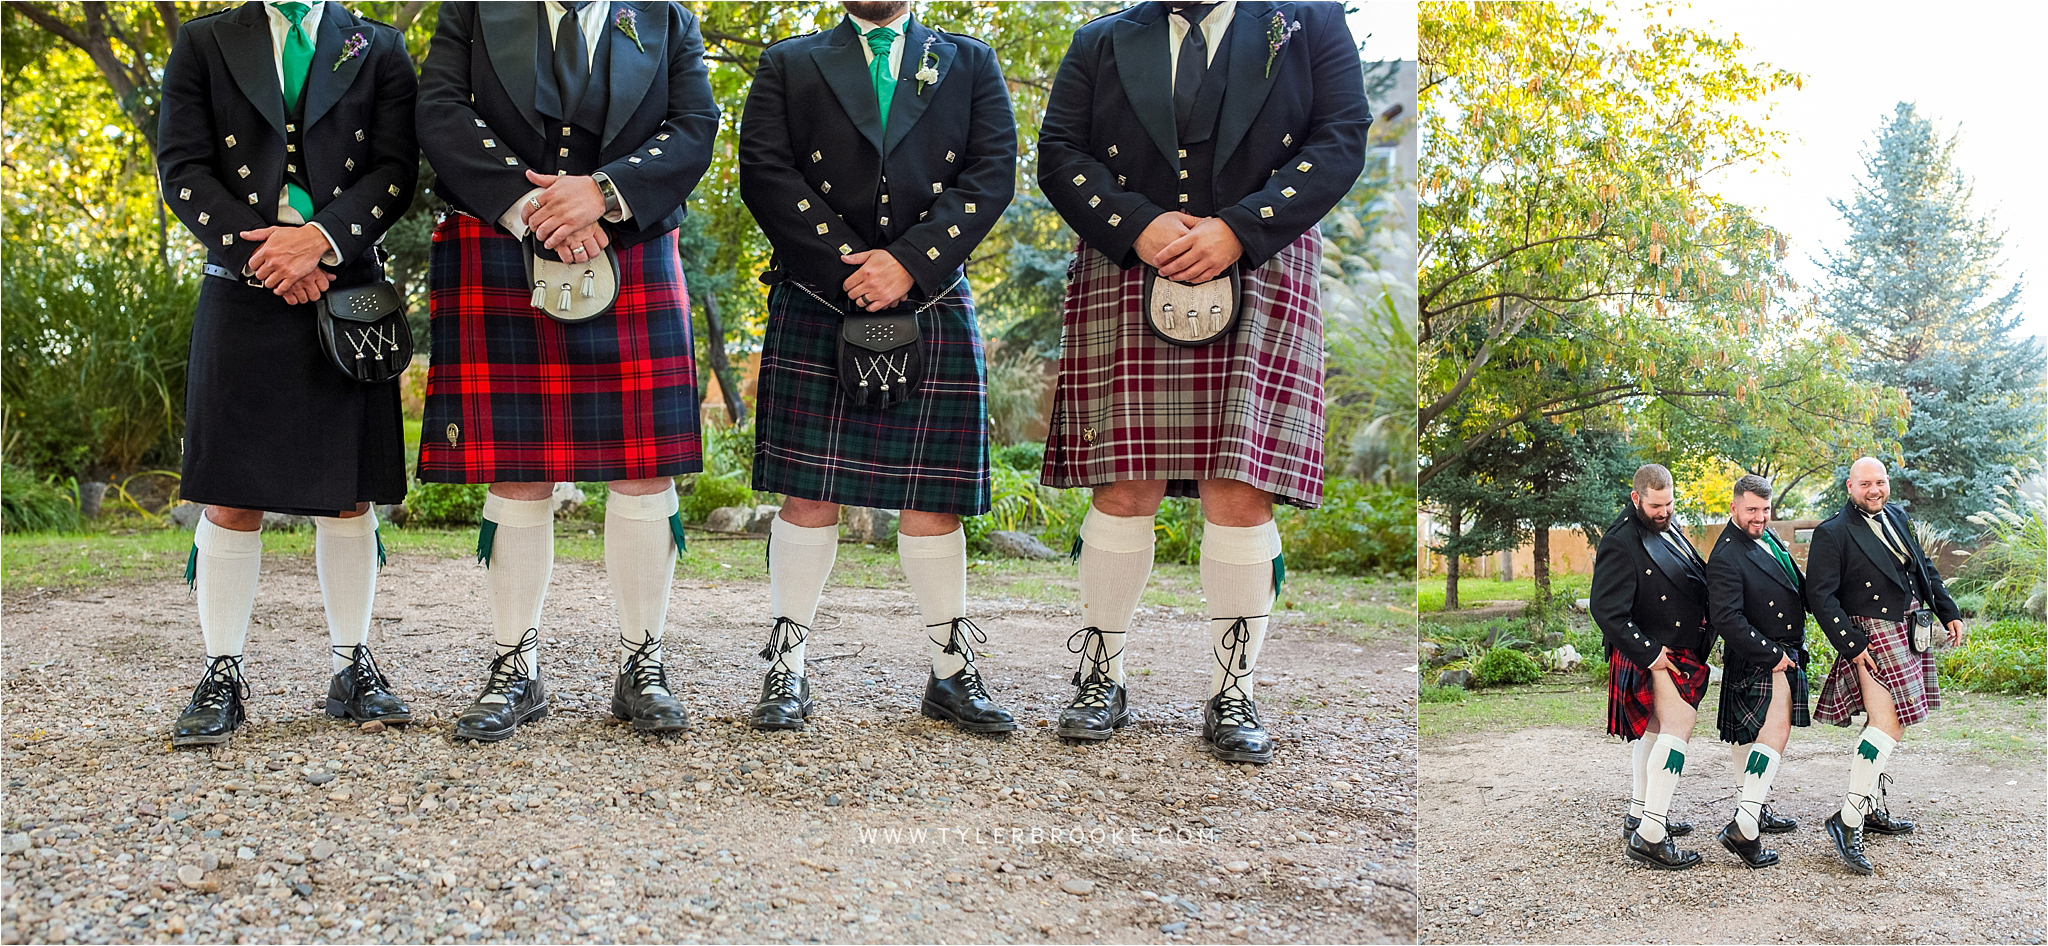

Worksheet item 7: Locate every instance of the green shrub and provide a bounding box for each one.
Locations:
[1956,470,2047,619]
[1277,476,1415,575]
[1154,496,1204,565]
[1939,617,2047,695]
[404,481,488,527]
[992,442,1046,473]
[985,352,1050,446]
[700,422,757,483]
[569,482,610,523]
[1472,646,1543,688]
[1419,683,1468,704]
[679,470,757,524]
[1,464,83,534]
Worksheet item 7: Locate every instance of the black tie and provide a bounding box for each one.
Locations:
[554,2,592,119]
[1172,3,1216,135]
[1862,508,1909,563]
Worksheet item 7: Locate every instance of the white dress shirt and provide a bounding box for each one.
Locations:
[1168,0,1236,85]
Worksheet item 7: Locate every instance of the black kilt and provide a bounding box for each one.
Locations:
[1717,664,1812,745]
[180,272,405,516]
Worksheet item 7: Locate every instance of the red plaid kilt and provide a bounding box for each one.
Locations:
[1040,230,1327,508]
[417,215,701,483]
[1607,648,1709,740]
[1815,608,1941,727]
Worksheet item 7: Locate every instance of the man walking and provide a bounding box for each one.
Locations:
[1593,464,1712,869]
[737,1,1019,733]
[156,0,420,746]
[1706,474,1809,868]
[1807,457,1965,874]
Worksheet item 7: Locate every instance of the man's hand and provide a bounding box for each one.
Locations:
[1850,651,1878,673]
[522,170,607,260]
[1155,216,1242,284]
[1945,619,1965,647]
[1646,646,1674,673]
[277,269,334,306]
[1133,212,1196,268]
[241,225,333,294]
[840,249,914,311]
[1772,654,1796,673]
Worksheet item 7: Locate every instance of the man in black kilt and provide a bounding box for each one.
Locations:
[156,1,420,746]
[1705,474,1809,868]
[414,2,719,741]
[1593,464,1712,869]
[1035,1,1370,764]
[737,1,1019,733]
[1807,457,1965,874]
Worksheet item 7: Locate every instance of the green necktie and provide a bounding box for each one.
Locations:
[1764,530,1799,585]
[865,25,897,122]
[276,1,316,220]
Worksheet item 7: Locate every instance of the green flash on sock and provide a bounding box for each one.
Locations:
[374,527,388,569]
[1272,552,1286,597]
[476,519,499,567]
[1068,533,1084,563]
[668,510,689,556]
[1663,749,1685,774]
[185,543,199,590]
[1858,738,1880,762]
[1745,750,1770,777]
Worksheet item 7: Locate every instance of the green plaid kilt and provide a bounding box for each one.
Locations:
[1716,664,1812,744]
[752,276,991,515]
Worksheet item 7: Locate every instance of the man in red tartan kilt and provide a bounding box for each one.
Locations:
[737,1,1020,734]
[1593,464,1714,869]
[1035,1,1371,765]
[1806,457,1966,874]
[413,2,719,742]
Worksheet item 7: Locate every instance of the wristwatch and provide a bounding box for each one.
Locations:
[591,172,622,219]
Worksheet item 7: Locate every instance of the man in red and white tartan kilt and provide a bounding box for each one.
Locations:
[1035,1,1370,765]
[1806,457,1966,874]
[414,2,719,742]
[1592,464,1714,870]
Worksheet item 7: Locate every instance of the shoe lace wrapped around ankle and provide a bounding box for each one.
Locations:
[619,633,670,693]
[1875,771,1895,816]
[930,617,992,698]
[188,654,248,710]
[334,644,394,695]
[1210,615,1266,724]
[1065,626,1121,707]
[480,628,539,698]
[758,616,810,666]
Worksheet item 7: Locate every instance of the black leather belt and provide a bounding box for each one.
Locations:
[203,263,267,288]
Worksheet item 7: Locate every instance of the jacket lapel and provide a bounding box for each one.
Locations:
[1642,525,1705,594]
[220,2,287,138]
[302,3,367,131]
[812,19,886,154]
[883,21,953,157]
[1110,6,1179,172]
[1742,532,1799,593]
[602,2,661,147]
[1844,505,1912,592]
[480,2,545,134]
[1212,0,1285,174]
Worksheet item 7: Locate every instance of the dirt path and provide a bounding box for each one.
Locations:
[1418,715,2046,944]
[2,550,1414,944]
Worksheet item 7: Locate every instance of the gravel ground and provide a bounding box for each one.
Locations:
[1,547,1414,944]
[1418,720,2047,943]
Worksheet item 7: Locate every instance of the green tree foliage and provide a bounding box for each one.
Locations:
[1417,2,1900,494]
[1813,103,2045,534]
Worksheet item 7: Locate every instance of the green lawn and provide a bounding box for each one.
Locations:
[1420,575,1592,613]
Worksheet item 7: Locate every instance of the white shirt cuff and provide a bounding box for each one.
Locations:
[306,222,343,265]
[500,187,549,239]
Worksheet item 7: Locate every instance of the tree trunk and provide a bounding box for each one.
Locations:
[698,290,748,425]
[1532,525,1551,601]
[1443,505,1463,611]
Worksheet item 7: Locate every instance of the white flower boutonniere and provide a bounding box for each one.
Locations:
[915,35,940,93]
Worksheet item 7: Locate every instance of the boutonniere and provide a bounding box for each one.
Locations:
[1264,12,1302,78]
[915,35,940,93]
[616,9,644,53]
[333,32,368,72]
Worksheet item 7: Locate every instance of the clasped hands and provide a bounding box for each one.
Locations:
[1134,211,1242,284]
[520,169,610,262]
[240,224,336,305]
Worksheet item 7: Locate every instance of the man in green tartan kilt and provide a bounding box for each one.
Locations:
[1705,474,1812,868]
[736,1,1020,733]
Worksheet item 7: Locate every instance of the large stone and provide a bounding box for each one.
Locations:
[985,530,1059,560]
[550,482,586,519]
[1436,668,1473,689]
[747,505,780,534]
[376,503,408,527]
[261,512,311,531]
[843,507,899,543]
[170,504,204,531]
[705,506,754,533]
[1418,641,1443,666]
[1539,644,1582,672]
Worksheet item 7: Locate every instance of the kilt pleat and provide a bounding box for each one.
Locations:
[1607,648,1709,740]
[416,215,701,484]
[1716,664,1812,745]
[1039,231,1327,508]
[751,278,991,515]
[1814,609,1941,727]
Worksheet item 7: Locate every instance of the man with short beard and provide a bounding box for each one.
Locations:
[1805,457,1965,874]
[1592,463,1712,869]
[1706,474,1808,868]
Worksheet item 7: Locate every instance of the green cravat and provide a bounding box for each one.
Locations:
[864,25,897,121]
[1764,530,1799,585]
[276,1,316,220]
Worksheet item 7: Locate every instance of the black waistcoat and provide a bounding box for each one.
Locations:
[533,11,615,177]
[1177,42,1229,217]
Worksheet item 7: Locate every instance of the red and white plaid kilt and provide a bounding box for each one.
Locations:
[1607,648,1709,740]
[1814,609,1941,727]
[417,214,701,484]
[1039,230,1327,508]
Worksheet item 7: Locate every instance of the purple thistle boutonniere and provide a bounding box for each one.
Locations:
[1264,13,1302,78]
[333,32,368,71]
[616,9,644,53]
[915,35,940,93]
